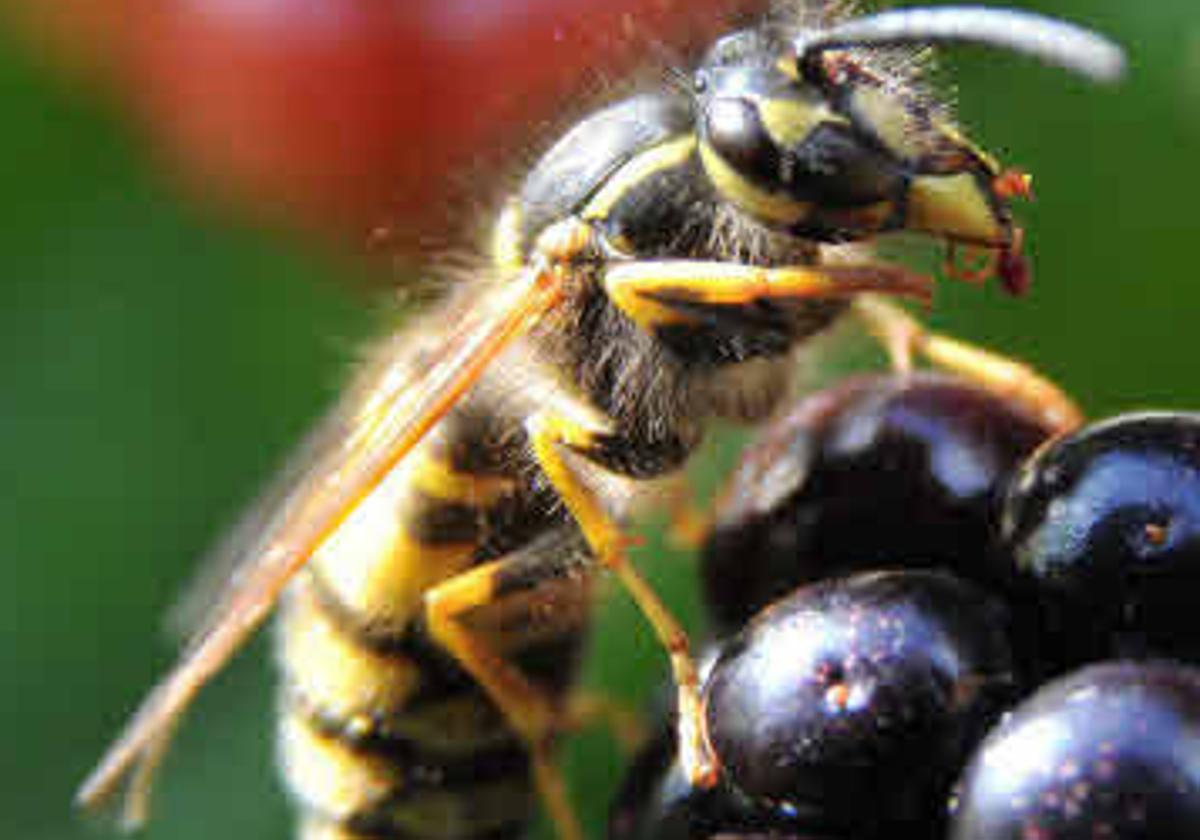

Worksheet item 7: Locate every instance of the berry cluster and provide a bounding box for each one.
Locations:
[610,374,1200,839]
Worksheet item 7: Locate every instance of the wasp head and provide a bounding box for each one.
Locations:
[693,6,1124,294]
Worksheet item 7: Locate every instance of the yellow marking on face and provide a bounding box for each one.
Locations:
[849,85,922,159]
[582,136,698,222]
[756,96,840,147]
[699,142,811,227]
[907,173,1004,244]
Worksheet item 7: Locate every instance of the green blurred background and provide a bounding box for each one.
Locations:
[3,0,1198,838]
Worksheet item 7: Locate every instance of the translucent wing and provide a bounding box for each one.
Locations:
[75,266,561,825]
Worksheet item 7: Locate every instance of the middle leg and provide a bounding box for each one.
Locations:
[526,410,718,790]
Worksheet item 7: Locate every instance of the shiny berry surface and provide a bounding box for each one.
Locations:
[702,374,1052,633]
[703,570,1017,837]
[999,412,1200,669]
[950,660,1200,840]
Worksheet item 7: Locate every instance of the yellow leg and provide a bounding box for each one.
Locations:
[527,411,719,789]
[423,560,586,840]
[854,295,1084,433]
[604,259,932,332]
[528,744,581,840]
[661,478,715,551]
[566,691,648,755]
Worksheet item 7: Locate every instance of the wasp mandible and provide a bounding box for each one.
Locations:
[77,4,1124,839]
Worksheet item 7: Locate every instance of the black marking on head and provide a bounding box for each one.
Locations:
[704,97,783,189]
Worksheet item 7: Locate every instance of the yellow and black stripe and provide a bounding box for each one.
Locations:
[277,419,591,840]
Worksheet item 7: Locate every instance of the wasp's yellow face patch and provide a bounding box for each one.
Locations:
[907,172,1007,246]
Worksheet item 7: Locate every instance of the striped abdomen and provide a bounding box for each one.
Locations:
[275,404,592,840]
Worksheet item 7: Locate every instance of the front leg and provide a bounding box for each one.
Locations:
[585,255,938,714]
[603,258,933,332]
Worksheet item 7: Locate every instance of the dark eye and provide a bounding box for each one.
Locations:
[703,97,778,185]
[796,52,828,88]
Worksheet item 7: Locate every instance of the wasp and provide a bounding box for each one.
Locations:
[76,4,1124,839]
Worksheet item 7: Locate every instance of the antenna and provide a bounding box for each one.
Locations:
[795,6,1126,84]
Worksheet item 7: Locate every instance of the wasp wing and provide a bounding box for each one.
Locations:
[75,267,560,824]
[163,285,492,644]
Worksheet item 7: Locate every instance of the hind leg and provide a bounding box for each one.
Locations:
[423,535,595,840]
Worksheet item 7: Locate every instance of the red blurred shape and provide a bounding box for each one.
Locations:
[116,0,762,257]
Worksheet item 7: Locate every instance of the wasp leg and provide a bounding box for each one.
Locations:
[656,471,719,551]
[603,258,933,331]
[565,691,647,755]
[854,295,1084,433]
[423,541,593,840]
[526,411,719,790]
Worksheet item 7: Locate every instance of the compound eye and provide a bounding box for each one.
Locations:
[703,97,778,186]
[795,51,830,89]
[704,95,900,205]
